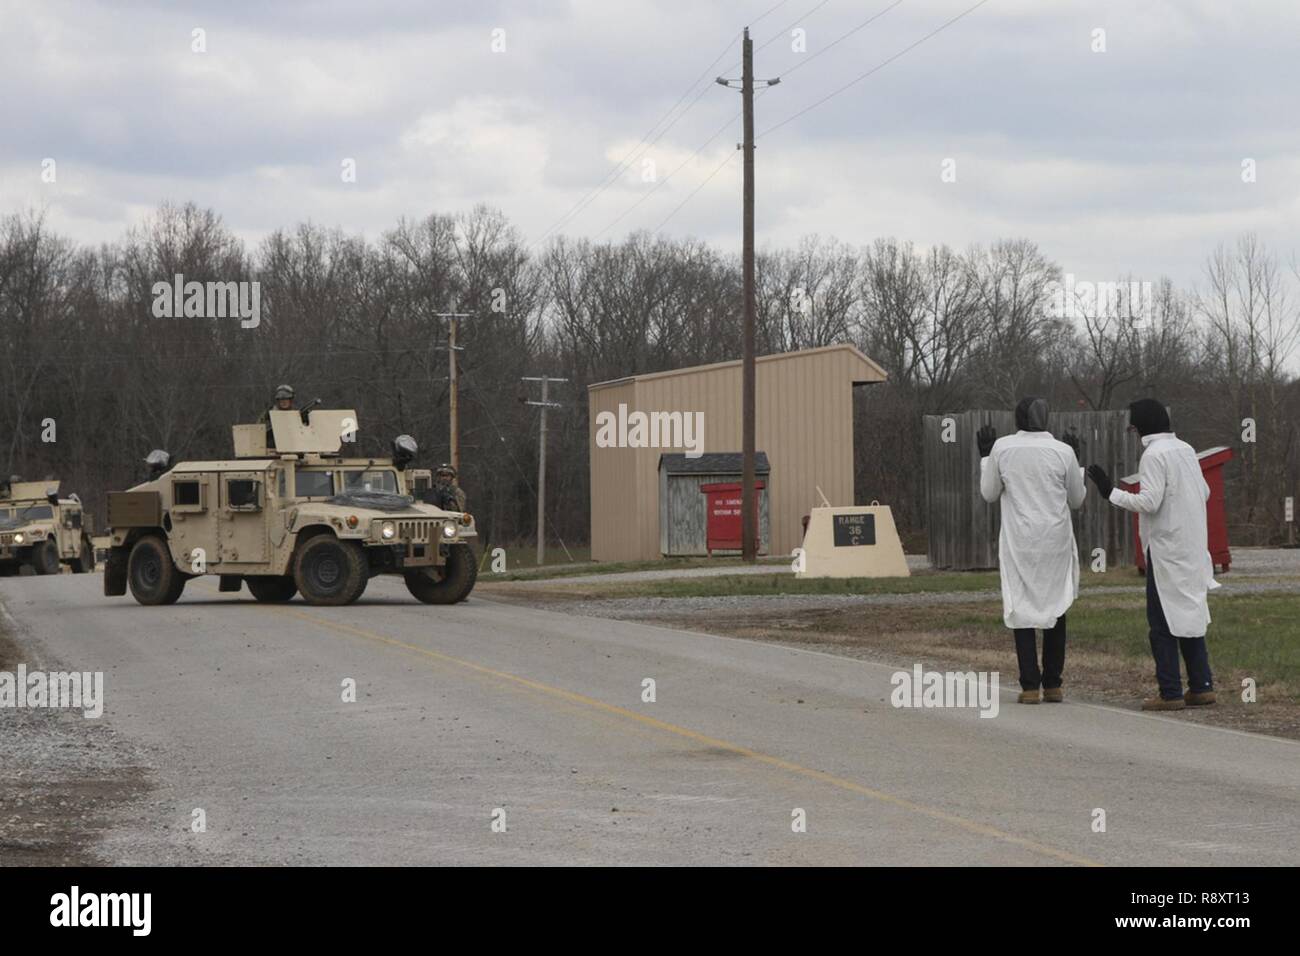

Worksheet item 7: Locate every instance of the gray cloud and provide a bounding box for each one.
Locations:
[2,0,1297,286]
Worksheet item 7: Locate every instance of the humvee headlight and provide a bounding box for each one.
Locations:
[346,515,359,529]
[442,524,456,538]
[12,533,23,544]
[381,521,396,540]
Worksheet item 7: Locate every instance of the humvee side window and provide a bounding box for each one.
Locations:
[174,481,202,506]
[69,512,82,529]
[296,471,334,497]
[226,479,261,511]
[412,475,431,494]
[277,470,287,498]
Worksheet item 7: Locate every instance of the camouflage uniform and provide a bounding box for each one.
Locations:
[424,464,466,511]
[432,478,466,512]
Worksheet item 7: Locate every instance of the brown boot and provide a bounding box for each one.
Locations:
[1018,690,1041,704]
[1184,690,1217,706]
[1142,696,1186,711]
[1042,688,1063,703]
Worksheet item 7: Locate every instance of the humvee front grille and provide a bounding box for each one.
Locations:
[396,519,438,542]
[0,534,16,547]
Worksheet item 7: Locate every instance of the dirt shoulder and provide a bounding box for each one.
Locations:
[0,603,152,866]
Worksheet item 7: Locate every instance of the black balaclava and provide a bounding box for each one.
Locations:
[1014,396,1050,432]
[1129,398,1171,437]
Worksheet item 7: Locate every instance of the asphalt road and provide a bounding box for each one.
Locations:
[2,574,1297,866]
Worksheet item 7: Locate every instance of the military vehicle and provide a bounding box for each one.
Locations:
[102,409,477,606]
[0,479,96,575]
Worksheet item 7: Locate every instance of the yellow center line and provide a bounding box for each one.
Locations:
[251,599,1102,867]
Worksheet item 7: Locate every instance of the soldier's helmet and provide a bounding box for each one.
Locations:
[274,384,295,401]
[436,464,457,480]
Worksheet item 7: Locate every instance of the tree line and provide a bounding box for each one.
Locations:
[1,202,1296,553]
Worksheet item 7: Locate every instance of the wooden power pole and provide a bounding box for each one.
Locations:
[436,312,471,472]
[719,28,778,563]
[522,375,566,565]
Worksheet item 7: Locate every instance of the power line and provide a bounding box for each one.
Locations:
[528,35,739,248]
[529,0,799,248]
[778,0,905,80]
[653,150,738,232]
[756,0,835,52]
[758,0,991,139]
[591,106,742,238]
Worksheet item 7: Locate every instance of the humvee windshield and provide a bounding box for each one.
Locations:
[296,471,335,498]
[9,504,53,522]
[343,470,398,494]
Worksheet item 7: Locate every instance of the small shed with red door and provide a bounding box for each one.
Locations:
[658,452,770,556]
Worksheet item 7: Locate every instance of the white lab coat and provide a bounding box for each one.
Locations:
[1107,433,1218,638]
[980,431,1087,629]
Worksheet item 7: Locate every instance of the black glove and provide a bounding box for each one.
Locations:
[1060,432,1081,464]
[976,425,997,458]
[1086,464,1113,499]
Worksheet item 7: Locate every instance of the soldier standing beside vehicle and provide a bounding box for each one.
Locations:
[426,464,466,511]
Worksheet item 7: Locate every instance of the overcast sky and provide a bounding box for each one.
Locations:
[2,0,1297,286]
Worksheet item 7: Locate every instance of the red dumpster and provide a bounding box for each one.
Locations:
[1120,446,1233,574]
[700,481,765,555]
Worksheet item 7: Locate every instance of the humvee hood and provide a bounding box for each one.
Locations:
[325,491,419,513]
[0,518,44,534]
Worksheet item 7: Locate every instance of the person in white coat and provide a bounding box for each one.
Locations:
[1086,398,1217,711]
[978,397,1088,704]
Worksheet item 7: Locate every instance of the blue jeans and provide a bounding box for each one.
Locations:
[1146,552,1213,700]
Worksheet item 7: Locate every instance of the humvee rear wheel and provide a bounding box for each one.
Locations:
[404,543,477,604]
[247,575,298,603]
[294,536,367,606]
[32,540,61,575]
[127,535,186,605]
[71,537,95,574]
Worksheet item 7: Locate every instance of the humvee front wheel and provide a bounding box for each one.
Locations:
[127,535,186,605]
[247,575,298,603]
[32,540,61,575]
[404,543,477,604]
[294,536,368,606]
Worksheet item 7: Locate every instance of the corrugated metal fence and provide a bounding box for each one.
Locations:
[923,411,1141,570]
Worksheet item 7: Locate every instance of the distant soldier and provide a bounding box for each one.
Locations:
[428,464,466,511]
[259,384,296,448]
[259,384,295,420]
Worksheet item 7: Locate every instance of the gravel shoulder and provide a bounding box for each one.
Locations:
[0,598,155,866]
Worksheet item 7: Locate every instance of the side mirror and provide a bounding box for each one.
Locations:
[46,491,59,506]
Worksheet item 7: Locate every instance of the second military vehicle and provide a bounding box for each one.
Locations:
[102,409,477,606]
[0,479,96,576]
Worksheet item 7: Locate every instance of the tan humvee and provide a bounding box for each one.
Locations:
[102,409,477,606]
[0,480,96,576]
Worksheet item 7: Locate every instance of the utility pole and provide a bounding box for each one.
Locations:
[522,375,567,565]
[435,312,471,472]
[718,28,778,563]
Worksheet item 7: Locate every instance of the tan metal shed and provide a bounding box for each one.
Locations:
[588,344,888,562]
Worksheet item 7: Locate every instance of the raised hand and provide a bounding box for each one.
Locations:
[1086,464,1113,499]
[1060,431,1082,464]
